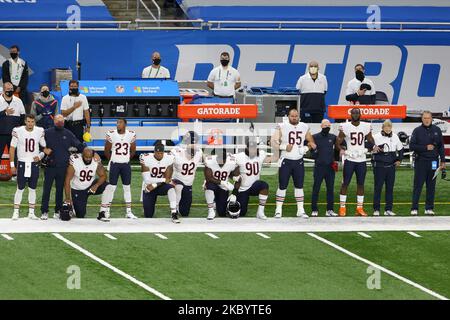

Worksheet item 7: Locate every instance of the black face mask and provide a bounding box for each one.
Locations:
[5,90,14,97]
[70,88,79,96]
[321,127,331,135]
[10,53,18,60]
[381,130,392,137]
[220,59,229,67]
[355,70,365,82]
[42,91,50,98]
[152,58,161,66]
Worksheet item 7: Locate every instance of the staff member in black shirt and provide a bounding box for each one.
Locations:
[371,120,404,216]
[409,111,446,216]
[310,119,338,217]
[296,61,328,123]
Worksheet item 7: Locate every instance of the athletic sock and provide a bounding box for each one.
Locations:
[28,188,36,215]
[294,188,304,213]
[357,195,364,208]
[340,194,347,208]
[258,194,268,214]
[14,188,24,213]
[275,188,286,213]
[167,188,177,213]
[123,185,132,213]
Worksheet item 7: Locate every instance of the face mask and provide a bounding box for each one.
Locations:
[42,91,50,98]
[355,70,365,82]
[321,127,331,135]
[220,59,229,67]
[5,90,14,97]
[152,58,161,66]
[10,53,18,59]
[309,67,318,75]
[70,88,79,96]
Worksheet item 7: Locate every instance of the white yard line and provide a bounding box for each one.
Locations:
[1,233,14,240]
[407,232,422,238]
[52,233,171,300]
[155,233,168,240]
[256,232,270,239]
[205,233,219,239]
[307,232,448,300]
[357,232,372,238]
[104,233,117,240]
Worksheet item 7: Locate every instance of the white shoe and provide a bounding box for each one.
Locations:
[41,212,48,220]
[424,209,435,216]
[410,210,418,216]
[311,211,318,217]
[53,212,60,219]
[207,209,216,220]
[28,213,39,220]
[326,210,338,217]
[274,211,282,219]
[297,212,309,219]
[384,210,396,216]
[257,211,267,220]
[11,212,19,220]
[373,210,380,216]
[126,212,138,219]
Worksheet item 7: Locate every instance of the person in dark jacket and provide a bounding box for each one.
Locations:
[0,82,26,156]
[40,114,86,220]
[371,120,404,216]
[1,45,29,108]
[409,111,446,216]
[30,84,58,129]
[310,119,338,217]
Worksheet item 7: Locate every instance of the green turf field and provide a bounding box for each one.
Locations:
[0,166,448,218]
[0,231,448,300]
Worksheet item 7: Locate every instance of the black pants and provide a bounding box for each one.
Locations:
[311,164,335,211]
[71,180,108,218]
[300,112,324,123]
[0,134,12,157]
[65,121,84,142]
[373,165,396,211]
[412,159,438,210]
[41,166,67,214]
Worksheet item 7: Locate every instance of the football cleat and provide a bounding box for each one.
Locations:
[424,209,435,216]
[256,211,267,220]
[126,212,138,219]
[338,207,346,217]
[410,210,418,216]
[356,207,368,217]
[28,213,39,220]
[41,212,48,220]
[11,212,19,220]
[373,210,380,216]
[311,211,318,217]
[297,212,309,219]
[274,211,282,219]
[384,210,396,216]
[97,211,110,222]
[207,208,216,220]
[53,212,60,219]
[326,210,338,217]
[172,212,180,224]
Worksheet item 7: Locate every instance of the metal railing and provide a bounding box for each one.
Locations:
[135,19,204,30]
[136,0,161,27]
[0,20,132,31]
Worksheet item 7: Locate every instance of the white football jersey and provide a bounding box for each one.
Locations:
[10,126,46,162]
[140,152,174,189]
[234,150,267,192]
[276,121,309,160]
[106,129,136,163]
[339,121,372,163]
[70,153,99,190]
[171,146,203,186]
[204,154,238,191]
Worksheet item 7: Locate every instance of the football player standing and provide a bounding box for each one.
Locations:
[104,118,137,219]
[271,107,316,218]
[9,114,46,220]
[336,108,380,217]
